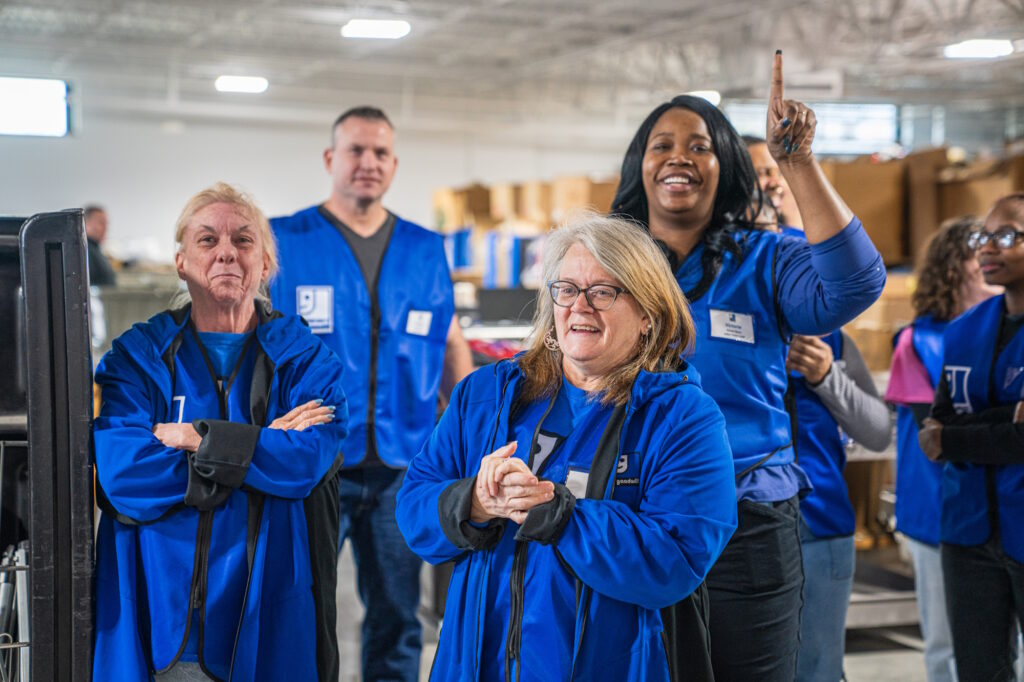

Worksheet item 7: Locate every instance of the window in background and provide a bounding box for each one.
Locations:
[725,102,898,156]
[0,77,70,137]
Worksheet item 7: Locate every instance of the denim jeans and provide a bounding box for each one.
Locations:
[904,536,958,682]
[338,466,422,682]
[707,496,805,682]
[942,538,1024,682]
[795,519,854,682]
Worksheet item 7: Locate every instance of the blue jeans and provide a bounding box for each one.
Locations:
[338,466,421,682]
[796,519,854,682]
[904,536,957,682]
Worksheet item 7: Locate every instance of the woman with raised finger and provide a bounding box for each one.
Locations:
[610,51,886,681]
[396,213,737,681]
[92,182,349,681]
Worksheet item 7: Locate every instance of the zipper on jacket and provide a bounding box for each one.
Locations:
[504,541,529,682]
[364,225,394,465]
[194,510,222,681]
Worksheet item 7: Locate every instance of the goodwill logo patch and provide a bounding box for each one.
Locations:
[297,286,333,334]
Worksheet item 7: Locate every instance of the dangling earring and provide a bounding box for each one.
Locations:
[543,328,561,352]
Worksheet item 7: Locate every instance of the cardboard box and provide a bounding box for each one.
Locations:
[904,148,949,263]
[490,183,521,222]
[938,161,1014,223]
[823,157,907,265]
[519,181,552,226]
[432,184,493,232]
[550,176,619,223]
[843,324,896,372]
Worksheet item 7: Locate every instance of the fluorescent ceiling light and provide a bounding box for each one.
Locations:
[943,39,1014,59]
[341,19,411,40]
[214,75,269,93]
[687,90,722,106]
[0,77,69,137]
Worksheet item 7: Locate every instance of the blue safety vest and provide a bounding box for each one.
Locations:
[270,206,454,467]
[681,229,793,477]
[940,295,1024,561]
[894,316,947,546]
[794,331,854,537]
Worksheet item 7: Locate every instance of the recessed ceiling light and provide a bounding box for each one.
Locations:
[214,75,269,93]
[942,39,1014,59]
[341,19,411,40]
[687,90,722,106]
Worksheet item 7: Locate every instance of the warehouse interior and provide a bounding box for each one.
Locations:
[2,1,1024,681]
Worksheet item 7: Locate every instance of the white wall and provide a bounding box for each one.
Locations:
[0,115,626,263]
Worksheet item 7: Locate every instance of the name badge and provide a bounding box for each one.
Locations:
[709,309,755,345]
[565,468,590,499]
[297,286,333,334]
[406,310,433,336]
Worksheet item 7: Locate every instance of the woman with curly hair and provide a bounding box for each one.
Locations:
[885,215,1001,682]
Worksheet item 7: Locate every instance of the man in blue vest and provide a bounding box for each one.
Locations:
[270,106,473,682]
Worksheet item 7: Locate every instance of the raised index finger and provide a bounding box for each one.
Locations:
[770,50,784,109]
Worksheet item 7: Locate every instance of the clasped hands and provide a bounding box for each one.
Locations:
[152,399,336,452]
[470,442,555,525]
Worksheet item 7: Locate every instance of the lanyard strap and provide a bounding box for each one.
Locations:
[187,323,256,420]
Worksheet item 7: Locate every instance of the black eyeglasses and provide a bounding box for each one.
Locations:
[968,228,1024,250]
[547,280,628,311]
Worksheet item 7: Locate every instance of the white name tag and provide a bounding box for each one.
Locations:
[297,286,333,334]
[406,310,433,336]
[709,309,755,344]
[565,468,590,499]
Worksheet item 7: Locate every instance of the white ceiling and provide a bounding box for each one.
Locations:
[2,0,1023,140]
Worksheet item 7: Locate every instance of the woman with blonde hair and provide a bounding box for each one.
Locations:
[93,182,349,681]
[397,212,737,681]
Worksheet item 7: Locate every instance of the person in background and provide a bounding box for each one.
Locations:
[84,204,118,286]
[919,193,1024,682]
[885,216,1000,682]
[269,106,473,682]
[93,182,349,681]
[744,135,803,229]
[396,213,737,681]
[610,52,885,681]
[743,133,893,681]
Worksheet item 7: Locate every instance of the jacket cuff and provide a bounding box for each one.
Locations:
[184,464,234,510]
[438,477,506,551]
[515,483,575,545]
[190,419,261,488]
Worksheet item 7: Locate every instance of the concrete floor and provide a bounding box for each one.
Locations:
[335,546,934,682]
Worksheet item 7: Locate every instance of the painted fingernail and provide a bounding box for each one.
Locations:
[783,135,791,153]
[775,49,782,55]
[792,143,800,153]
[314,399,324,405]
[326,405,336,412]
[780,117,791,128]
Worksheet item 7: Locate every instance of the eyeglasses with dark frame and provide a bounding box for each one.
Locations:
[547,280,628,311]
[968,228,1024,251]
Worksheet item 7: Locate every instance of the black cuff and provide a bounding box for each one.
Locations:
[438,477,506,551]
[184,464,233,510]
[515,483,575,545]
[191,419,261,488]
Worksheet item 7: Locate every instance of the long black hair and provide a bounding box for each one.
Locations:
[611,95,760,301]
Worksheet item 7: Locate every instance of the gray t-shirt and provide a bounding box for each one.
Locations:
[316,205,395,292]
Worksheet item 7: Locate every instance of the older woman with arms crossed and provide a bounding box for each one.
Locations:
[93,183,349,682]
[396,214,737,681]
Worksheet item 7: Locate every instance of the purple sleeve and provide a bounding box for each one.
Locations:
[774,217,885,335]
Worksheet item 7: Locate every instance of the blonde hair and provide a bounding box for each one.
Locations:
[174,182,278,280]
[518,211,695,406]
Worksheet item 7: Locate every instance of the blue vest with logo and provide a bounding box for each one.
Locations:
[681,229,794,477]
[270,206,454,467]
[794,331,854,537]
[941,295,1024,561]
[894,316,947,546]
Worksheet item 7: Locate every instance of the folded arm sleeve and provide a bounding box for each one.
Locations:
[775,217,886,336]
[809,332,892,451]
[237,340,349,499]
[93,347,190,522]
[553,394,738,610]
[397,379,506,564]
